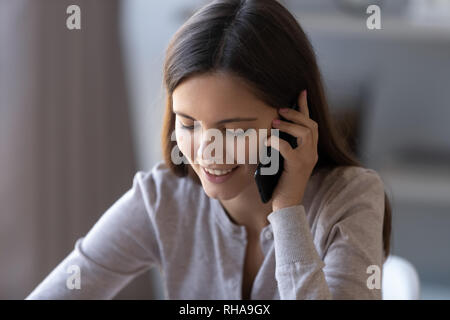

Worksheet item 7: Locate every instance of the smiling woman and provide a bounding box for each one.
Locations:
[159,0,392,300]
[161,0,391,258]
[26,0,392,301]
[171,72,281,201]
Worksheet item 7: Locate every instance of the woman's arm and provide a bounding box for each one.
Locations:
[267,168,385,299]
[25,170,162,299]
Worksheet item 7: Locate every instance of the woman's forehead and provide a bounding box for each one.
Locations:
[172,73,273,119]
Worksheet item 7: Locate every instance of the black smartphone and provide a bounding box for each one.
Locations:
[254,98,300,203]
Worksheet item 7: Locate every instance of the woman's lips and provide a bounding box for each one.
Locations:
[201,166,239,184]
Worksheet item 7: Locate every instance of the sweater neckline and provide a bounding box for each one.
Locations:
[212,197,247,240]
[211,196,274,242]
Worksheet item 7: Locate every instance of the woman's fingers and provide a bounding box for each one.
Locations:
[272,118,317,146]
[272,119,308,140]
[299,90,309,118]
[265,135,294,160]
[266,89,318,158]
[278,108,317,132]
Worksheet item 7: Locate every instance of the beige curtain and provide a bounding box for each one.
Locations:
[0,0,153,299]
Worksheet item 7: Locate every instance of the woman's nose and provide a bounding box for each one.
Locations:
[197,128,227,165]
[197,133,215,165]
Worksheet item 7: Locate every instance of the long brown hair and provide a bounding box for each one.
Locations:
[161,0,391,258]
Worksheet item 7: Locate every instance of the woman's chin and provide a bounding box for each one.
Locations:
[202,185,239,201]
[196,164,255,200]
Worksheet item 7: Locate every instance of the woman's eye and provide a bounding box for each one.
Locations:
[179,121,198,130]
[181,124,195,130]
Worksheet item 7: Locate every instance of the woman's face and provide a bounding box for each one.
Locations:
[172,72,278,200]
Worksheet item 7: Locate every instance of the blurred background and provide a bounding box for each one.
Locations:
[1,0,449,299]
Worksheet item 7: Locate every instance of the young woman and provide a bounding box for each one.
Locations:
[26,0,391,300]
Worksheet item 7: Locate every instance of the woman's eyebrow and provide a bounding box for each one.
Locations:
[173,111,257,124]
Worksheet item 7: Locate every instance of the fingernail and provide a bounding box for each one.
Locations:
[279,108,289,113]
[272,119,280,125]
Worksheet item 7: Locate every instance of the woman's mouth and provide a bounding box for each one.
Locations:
[201,165,239,184]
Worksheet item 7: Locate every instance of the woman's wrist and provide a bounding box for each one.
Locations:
[272,195,304,212]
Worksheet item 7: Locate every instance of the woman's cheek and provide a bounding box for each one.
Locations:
[223,135,245,165]
[175,127,194,163]
[220,132,253,165]
[224,135,236,164]
[224,134,258,165]
[248,135,260,164]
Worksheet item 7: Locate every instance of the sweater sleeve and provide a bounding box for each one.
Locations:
[267,168,385,300]
[25,170,162,300]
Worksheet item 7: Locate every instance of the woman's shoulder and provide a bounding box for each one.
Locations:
[327,165,384,187]
[306,165,387,273]
[328,165,384,203]
[311,166,385,223]
[312,164,384,193]
[306,165,385,222]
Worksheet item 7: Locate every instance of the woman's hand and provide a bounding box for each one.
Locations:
[265,90,319,212]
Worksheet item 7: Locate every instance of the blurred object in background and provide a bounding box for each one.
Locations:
[382,255,421,300]
[337,0,384,15]
[406,0,450,27]
[282,0,409,16]
[0,0,146,299]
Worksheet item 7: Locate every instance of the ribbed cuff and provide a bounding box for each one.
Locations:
[267,205,322,266]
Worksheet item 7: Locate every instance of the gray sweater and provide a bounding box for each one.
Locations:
[25,160,387,299]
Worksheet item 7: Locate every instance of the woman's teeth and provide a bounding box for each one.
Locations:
[203,167,236,176]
